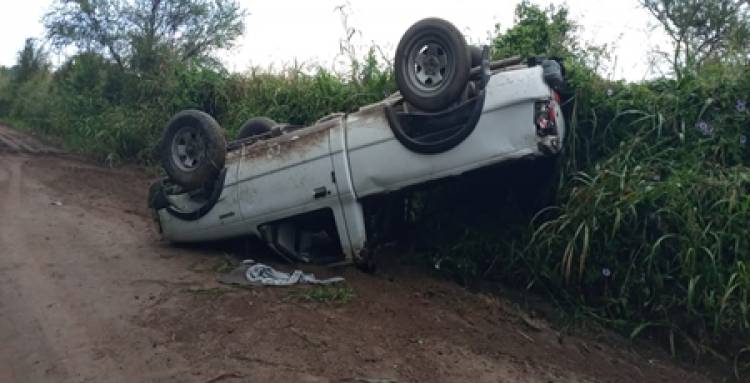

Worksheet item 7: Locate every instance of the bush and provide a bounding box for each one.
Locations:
[416,61,750,361]
[406,1,750,365]
[0,49,394,164]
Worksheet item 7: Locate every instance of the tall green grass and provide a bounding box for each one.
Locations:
[416,62,750,367]
[0,50,394,163]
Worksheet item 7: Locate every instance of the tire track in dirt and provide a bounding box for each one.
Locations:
[0,153,214,382]
[0,157,128,382]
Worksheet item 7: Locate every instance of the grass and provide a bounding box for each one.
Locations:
[186,253,240,274]
[0,52,395,164]
[286,285,355,304]
[211,255,240,274]
[413,63,750,364]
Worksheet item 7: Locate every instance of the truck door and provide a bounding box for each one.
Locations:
[236,122,339,230]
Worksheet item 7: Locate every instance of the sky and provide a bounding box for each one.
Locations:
[0,0,672,81]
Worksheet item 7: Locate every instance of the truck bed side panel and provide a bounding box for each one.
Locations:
[346,67,552,198]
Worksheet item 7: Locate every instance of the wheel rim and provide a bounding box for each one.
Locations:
[171,126,206,172]
[407,39,454,94]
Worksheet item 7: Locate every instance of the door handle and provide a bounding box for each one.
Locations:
[313,186,330,199]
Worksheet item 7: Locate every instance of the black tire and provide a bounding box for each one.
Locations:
[237,116,276,140]
[468,45,482,68]
[160,110,226,191]
[354,247,377,273]
[395,18,471,112]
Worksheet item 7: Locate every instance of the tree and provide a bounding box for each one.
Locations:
[12,38,49,84]
[44,0,247,72]
[492,1,577,60]
[641,0,750,78]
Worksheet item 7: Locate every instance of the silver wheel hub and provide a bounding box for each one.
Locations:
[171,126,206,172]
[413,42,449,90]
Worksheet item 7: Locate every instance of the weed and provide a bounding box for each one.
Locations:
[286,285,355,304]
[212,254,240,274]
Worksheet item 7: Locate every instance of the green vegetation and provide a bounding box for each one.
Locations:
[1,0,749,373]
[0,0,394,163]
[413,0,750,370]
[44,0,246,71]
[286,286,355,304]
[525,67,750,359]
[641,0,750,78]
[0,50,393,162]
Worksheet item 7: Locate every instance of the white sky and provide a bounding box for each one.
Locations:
[0,0,672,81]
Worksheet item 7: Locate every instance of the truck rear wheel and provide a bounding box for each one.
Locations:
[468,45,482,68]
[237,117,276,140]
[160,110,226,191]
[395,18,471,112]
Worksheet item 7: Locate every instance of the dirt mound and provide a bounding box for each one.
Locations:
[0,124,61,154]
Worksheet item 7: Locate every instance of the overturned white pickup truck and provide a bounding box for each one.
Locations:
[148,18,565,270]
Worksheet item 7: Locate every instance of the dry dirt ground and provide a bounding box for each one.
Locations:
[0,124,721,382]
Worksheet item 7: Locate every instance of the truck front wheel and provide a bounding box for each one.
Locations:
[160,110,226,191]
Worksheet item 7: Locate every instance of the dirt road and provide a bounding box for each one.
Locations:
[0,125,717,382]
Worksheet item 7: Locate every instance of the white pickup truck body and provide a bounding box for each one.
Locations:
[156,64,564,264]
